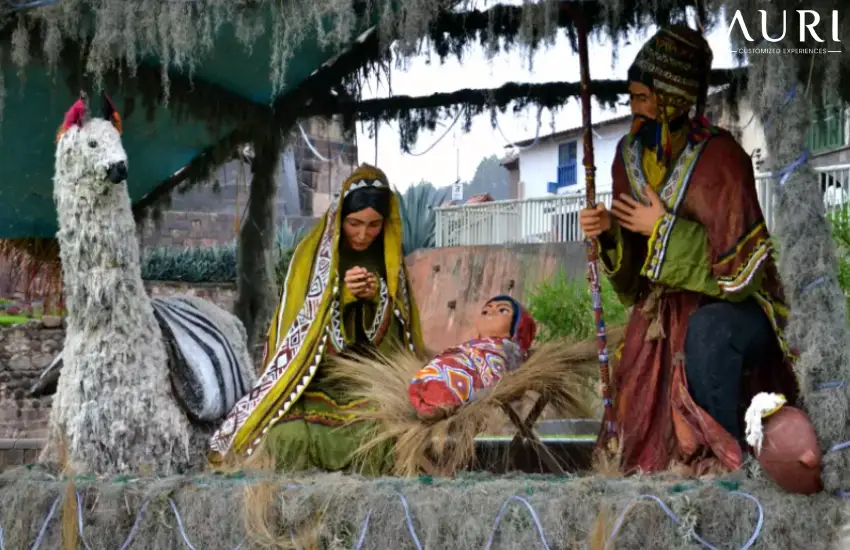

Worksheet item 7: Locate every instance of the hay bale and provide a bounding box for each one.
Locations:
[0,466,844,549]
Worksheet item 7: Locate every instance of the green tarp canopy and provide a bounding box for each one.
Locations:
[0,9,371,238]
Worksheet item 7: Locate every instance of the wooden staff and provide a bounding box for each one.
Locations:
[575,10,617,455]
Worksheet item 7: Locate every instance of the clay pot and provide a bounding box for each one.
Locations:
[755,406,823,494]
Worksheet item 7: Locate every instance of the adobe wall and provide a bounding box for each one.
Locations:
[406,243,586,351]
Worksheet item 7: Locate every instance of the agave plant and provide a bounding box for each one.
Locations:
[140,243,238,282]
[396,181,450,256]
[275,221,308,253]
[274,221,309,289]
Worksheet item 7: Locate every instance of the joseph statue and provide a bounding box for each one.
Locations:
[580,25,799,474]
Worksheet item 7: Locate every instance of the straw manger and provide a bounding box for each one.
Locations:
[321,327,622,478]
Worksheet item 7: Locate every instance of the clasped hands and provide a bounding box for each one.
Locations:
[344,266,378,300]
[579,184,667,238]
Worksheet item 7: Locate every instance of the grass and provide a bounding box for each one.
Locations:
[0,315,30,326]
[526,269,629,343]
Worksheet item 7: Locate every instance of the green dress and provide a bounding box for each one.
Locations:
[208,164,425,468]
[264,241,402,473]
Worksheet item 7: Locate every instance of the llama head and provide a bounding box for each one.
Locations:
[54,91,127,194]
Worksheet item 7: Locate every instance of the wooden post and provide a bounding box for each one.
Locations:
[575,11,617,455]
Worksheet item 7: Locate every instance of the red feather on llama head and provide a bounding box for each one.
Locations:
[56,91,122,143]
[56,93,87,143]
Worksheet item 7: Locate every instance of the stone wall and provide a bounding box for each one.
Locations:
[137,114,353,248]
[139,210,319,249]
[0,320,61,442]
[139,211,239,248]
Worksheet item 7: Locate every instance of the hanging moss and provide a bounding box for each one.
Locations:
[0,0,778,224]
[0,1,734,118]
[424,0,713,65]
[136,68,744,214]
[312,68,745,151]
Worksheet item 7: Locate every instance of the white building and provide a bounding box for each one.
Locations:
[504,114,631,200]
[437,92,850,247]
[703,89,850,208]
[502,89,773,201]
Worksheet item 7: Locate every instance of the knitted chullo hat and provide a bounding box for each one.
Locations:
[627,25,713,163]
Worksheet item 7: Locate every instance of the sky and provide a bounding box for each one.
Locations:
[353,7,739,191]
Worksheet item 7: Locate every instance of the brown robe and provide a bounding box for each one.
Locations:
[599,128,799,474]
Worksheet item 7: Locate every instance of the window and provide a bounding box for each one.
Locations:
[556,141,578,190]
[808,103,846,154]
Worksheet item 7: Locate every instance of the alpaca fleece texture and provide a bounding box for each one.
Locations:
[0,466,845,549]
[49,114,254,475]
[50,117,195,475]
[725,1,850,493]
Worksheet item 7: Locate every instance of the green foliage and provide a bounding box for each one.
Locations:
[828,208,850,317]
[275,221,308,251]
[0,315,29,326]
[141,243,237,283]
[140,221,310,286]
[397,181,450,256]
[526,269,629,343]
[274,222,309,289]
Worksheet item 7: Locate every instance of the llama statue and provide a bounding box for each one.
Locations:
[41,92,255,475]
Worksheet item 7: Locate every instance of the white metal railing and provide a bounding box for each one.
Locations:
[434,164,850,247]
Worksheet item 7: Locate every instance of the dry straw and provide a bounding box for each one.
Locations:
[0,466,845,549]
[323,329,622,477]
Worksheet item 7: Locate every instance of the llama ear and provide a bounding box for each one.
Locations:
[100,91,114,120]
[100,91,122,134]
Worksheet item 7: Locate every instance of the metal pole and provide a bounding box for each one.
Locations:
[576,10,617,456]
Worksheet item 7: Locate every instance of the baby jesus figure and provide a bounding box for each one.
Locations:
[408,295,537,420]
